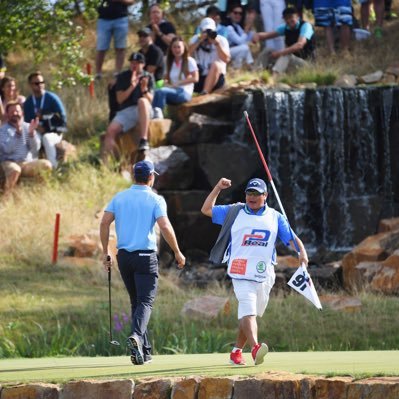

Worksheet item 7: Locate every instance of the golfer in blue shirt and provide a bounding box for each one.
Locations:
[100,160,185,365]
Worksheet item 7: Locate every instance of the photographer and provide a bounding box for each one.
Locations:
[23,71,67,167]
[189,17,230,95]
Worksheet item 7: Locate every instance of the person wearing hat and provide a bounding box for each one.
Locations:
[188,17,230,95]
[201,177,308,366]
[100,160,186,365]
[102,52,154,160]
[137,27,165,89]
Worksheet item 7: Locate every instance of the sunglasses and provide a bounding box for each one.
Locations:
[246,190,264,197]
[32,81,45,85]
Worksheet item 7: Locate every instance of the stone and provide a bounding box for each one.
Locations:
[347,377,399,399]
[381,73,397,85]
[378,217,399,233]
[133,379,172,399]
[65,234,99,257]
[61,379,134,399]
[171,377,201,399]
[55,140,77,163]
[319,295,362,312]
[360,70,384,84]
[314,376,352,399]
[369,250,399,294]
[197,142,258,189]
[334,75,358,87]
[342,230,399,290]
[169,113,233,145]
[1,383,60,399]
[255,372,309,399]
[181,295,230,320]
[197,377,234,399]
[232,378,264,398]
[146,146,193,190]
[385,63,399,77]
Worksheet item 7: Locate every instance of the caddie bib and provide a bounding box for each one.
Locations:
[227,207,278,283]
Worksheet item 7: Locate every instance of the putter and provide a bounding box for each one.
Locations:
[107,256,120,346]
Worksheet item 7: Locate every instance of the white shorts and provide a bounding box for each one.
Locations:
[232,279,274,319]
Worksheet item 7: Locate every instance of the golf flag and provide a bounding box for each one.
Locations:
[288,264,323,310]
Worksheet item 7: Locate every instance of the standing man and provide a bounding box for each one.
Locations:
[147,4,176,54]
[0,102,52,197]
[95,0,135,79]
[100,160,185,365]
[201,177,308,366]
[23,71,67,167]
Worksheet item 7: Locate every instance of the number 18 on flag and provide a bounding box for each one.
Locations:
[287,264,323,310]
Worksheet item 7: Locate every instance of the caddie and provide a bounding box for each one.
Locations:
[201,177,308,366]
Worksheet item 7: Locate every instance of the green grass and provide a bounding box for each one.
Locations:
[1,351,398,384]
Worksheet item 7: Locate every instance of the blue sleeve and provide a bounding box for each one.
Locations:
[23,97,35,123]
[154,196,167,219]
[105,197,115,214]
[48,92,67,123]
[276,211,295,246]
[212,205,231,225]
[275,24,286,36]
[299,22,314,40]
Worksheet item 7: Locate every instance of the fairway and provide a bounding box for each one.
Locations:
[1,351,398,384]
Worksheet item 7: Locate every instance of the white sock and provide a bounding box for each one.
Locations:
[232,347,242,352]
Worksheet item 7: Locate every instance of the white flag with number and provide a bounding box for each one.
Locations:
[287,264,322,310]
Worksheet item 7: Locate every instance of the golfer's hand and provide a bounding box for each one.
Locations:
[216,178,231,191]
[103,254,112,271]
[175,251,186,269]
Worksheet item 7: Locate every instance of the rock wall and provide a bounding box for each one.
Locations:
[1,374,399,399]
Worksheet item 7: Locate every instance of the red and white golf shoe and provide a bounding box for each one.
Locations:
[229,349,246,365]
[251,342,268,365]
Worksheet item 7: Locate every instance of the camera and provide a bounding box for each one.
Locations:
[205,29,217,40]
[40,113,67,134]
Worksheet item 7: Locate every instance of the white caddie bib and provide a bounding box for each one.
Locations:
[227,208,278,283]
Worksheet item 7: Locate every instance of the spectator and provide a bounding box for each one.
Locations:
[152,37,199,117]
[195,6,229,38]
[0,55,6,80]
[313,0,352,54]
[95,0,134,79]
[137,27,165,89]
[0,77,26,124]
[360,0,384,38]
[189,17,231,95]
[24,72,67,168]
[102,52,154,161]
[259,0,286,51]
[0,102,52,198]
[147,4,176,54]
[226,4,256,69]
[254,7,315,74]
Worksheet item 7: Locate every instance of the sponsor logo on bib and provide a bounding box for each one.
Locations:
[256,261,266,273]
[230,259,247,275]
[242,229,270,247]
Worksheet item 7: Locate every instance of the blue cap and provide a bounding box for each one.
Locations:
[133,160,158,178]
[245,178,267,193]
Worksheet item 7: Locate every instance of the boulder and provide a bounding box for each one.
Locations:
[55,140,77,163]
[334,75,358,87]
[197,142,258,188]
[65,234,99,257]
[342,229,399,290]
[147,146,193,190]
[359,70,384,84]
[314,376,353,399]
[197,377,234,399]
[381,74,397,85]
[61,379,134,399]
[369,250,399,294]
[181,295,230,319]
[385,63,399,77]
[169,113,233,145]
[347,377,399,399]
[1,383,60,399]
[133,379,172,399]
[378,217,399,233]
[171,377,201,399]
[319,295,362,312]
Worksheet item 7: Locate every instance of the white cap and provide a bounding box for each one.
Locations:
[199,17,217,32]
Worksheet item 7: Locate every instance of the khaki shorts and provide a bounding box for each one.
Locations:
[1,160,52,178]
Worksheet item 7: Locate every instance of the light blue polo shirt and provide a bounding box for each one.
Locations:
[275,21,314,41]
[105,185,167,252]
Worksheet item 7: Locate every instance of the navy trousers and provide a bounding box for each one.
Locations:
[117,249,158,357]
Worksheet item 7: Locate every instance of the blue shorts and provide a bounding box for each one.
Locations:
[96,17,129,51]
[314,6,353,27]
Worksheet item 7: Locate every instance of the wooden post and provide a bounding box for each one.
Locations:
[87,63,95,98]
[52,213,61,264]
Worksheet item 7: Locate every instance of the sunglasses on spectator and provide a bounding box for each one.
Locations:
[32,81,45,85]
[233,10,243,15]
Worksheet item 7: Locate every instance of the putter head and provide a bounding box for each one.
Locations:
[110,340,120,346]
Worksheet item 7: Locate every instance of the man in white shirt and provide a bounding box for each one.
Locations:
[189,17,231,95]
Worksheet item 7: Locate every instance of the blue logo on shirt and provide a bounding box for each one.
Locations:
[242,229,270,247]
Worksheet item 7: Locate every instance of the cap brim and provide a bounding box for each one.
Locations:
[245,187,265,193]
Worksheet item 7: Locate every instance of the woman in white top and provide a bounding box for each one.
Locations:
[0,76,26,124]
[153,36,199,113]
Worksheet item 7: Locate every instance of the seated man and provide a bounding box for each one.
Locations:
[254,7,315,74]
[0,102,52,197]
[23,71,67,167]
[225,4,256,69]
[102,52,154,160]
[189,17,231,95]
[137,27,165,88]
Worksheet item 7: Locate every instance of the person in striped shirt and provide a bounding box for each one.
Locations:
[0,102,52,198]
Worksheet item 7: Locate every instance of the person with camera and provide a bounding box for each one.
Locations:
[102,52,154,161]
[23,72,67,168]
[189,17,230,95]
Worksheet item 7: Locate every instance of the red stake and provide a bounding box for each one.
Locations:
[52,213,61,264]
[87,63,95,98]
